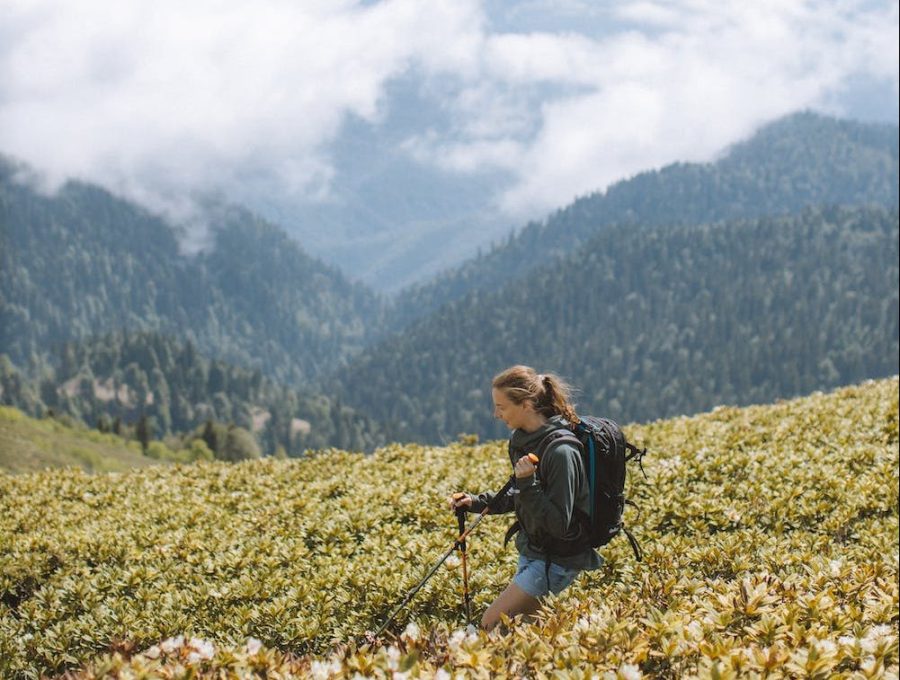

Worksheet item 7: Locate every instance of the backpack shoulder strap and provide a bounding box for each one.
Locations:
[535,428,582,459]
[532,429,584,489]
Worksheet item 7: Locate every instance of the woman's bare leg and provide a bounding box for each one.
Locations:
[481,582,542,631]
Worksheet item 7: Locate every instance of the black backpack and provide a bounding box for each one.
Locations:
[523,416,647,561]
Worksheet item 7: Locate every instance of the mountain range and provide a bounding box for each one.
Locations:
[1,111,897,452]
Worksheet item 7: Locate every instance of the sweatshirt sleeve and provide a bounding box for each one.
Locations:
[466,486,516,515]
[515,442,580,538]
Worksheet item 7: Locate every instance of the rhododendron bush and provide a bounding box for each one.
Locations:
[1,378,897,678]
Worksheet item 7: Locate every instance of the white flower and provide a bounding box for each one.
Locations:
[386,645,401,670]
[246,637,263,655]
[160,636,184,653]
[861,624,894,652]
[867,624,893,640]
[188,637,215,660]
[618,663,642,680]
[838,635,856,647]
[402,621,421,641]
[310,660,334,680]
[445,555,461,569]
[448,626,478,650]
[816,639,837,655]
[829,560,843,577]
[686,621,703,641]
[449,630,467,649]
[143,645,161,659]
[434,670,451,680]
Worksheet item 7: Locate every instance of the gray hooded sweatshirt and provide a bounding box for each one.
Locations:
[467,416,603,571]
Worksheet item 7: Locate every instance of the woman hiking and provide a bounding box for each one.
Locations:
[448,365,602,631]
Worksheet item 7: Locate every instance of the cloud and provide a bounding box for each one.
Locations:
[0,0,896,232]
[0,0,485,221]
[411,0,900,216]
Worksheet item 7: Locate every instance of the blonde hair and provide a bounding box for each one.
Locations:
[492,365,579,424]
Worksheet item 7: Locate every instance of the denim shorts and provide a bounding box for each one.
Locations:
[513,554,581,599]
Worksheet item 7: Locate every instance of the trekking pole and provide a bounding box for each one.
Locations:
[456,508,471,625]
[370,455,537,639]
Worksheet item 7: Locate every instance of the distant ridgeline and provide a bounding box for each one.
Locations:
[390,112,898,329]
[1,111,898,453]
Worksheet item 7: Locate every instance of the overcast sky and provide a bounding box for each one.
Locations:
[1,0,897,226]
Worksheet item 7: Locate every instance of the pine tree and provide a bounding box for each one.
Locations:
[135,414,152,453]
[201,419,219,456]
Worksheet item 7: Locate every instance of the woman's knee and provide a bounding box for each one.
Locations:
[480,583,541,631]
[480,599,505,631]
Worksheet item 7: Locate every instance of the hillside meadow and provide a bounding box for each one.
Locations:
[0,407,161,474]
[0,377,897,678]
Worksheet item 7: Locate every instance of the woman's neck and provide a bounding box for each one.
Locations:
[520,412,550,433]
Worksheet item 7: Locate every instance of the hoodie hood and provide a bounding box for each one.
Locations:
[508,415,569,457]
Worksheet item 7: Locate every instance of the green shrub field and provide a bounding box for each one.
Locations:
[1,378,897,678]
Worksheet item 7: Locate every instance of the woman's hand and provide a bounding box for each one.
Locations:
[515,454,537,479]
[448,492,472,511]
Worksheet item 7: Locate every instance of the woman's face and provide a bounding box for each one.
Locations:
[492,388,533,430]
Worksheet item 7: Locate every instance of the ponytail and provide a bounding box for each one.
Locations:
[492,365,580,424]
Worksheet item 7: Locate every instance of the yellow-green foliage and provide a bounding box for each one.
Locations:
[0,407,155,474]
[1,379,897,679]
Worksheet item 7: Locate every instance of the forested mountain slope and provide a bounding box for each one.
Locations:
[391,112,899,329]
[0,332,387,456]
[0,160,385,385]
[335,205,899,443]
